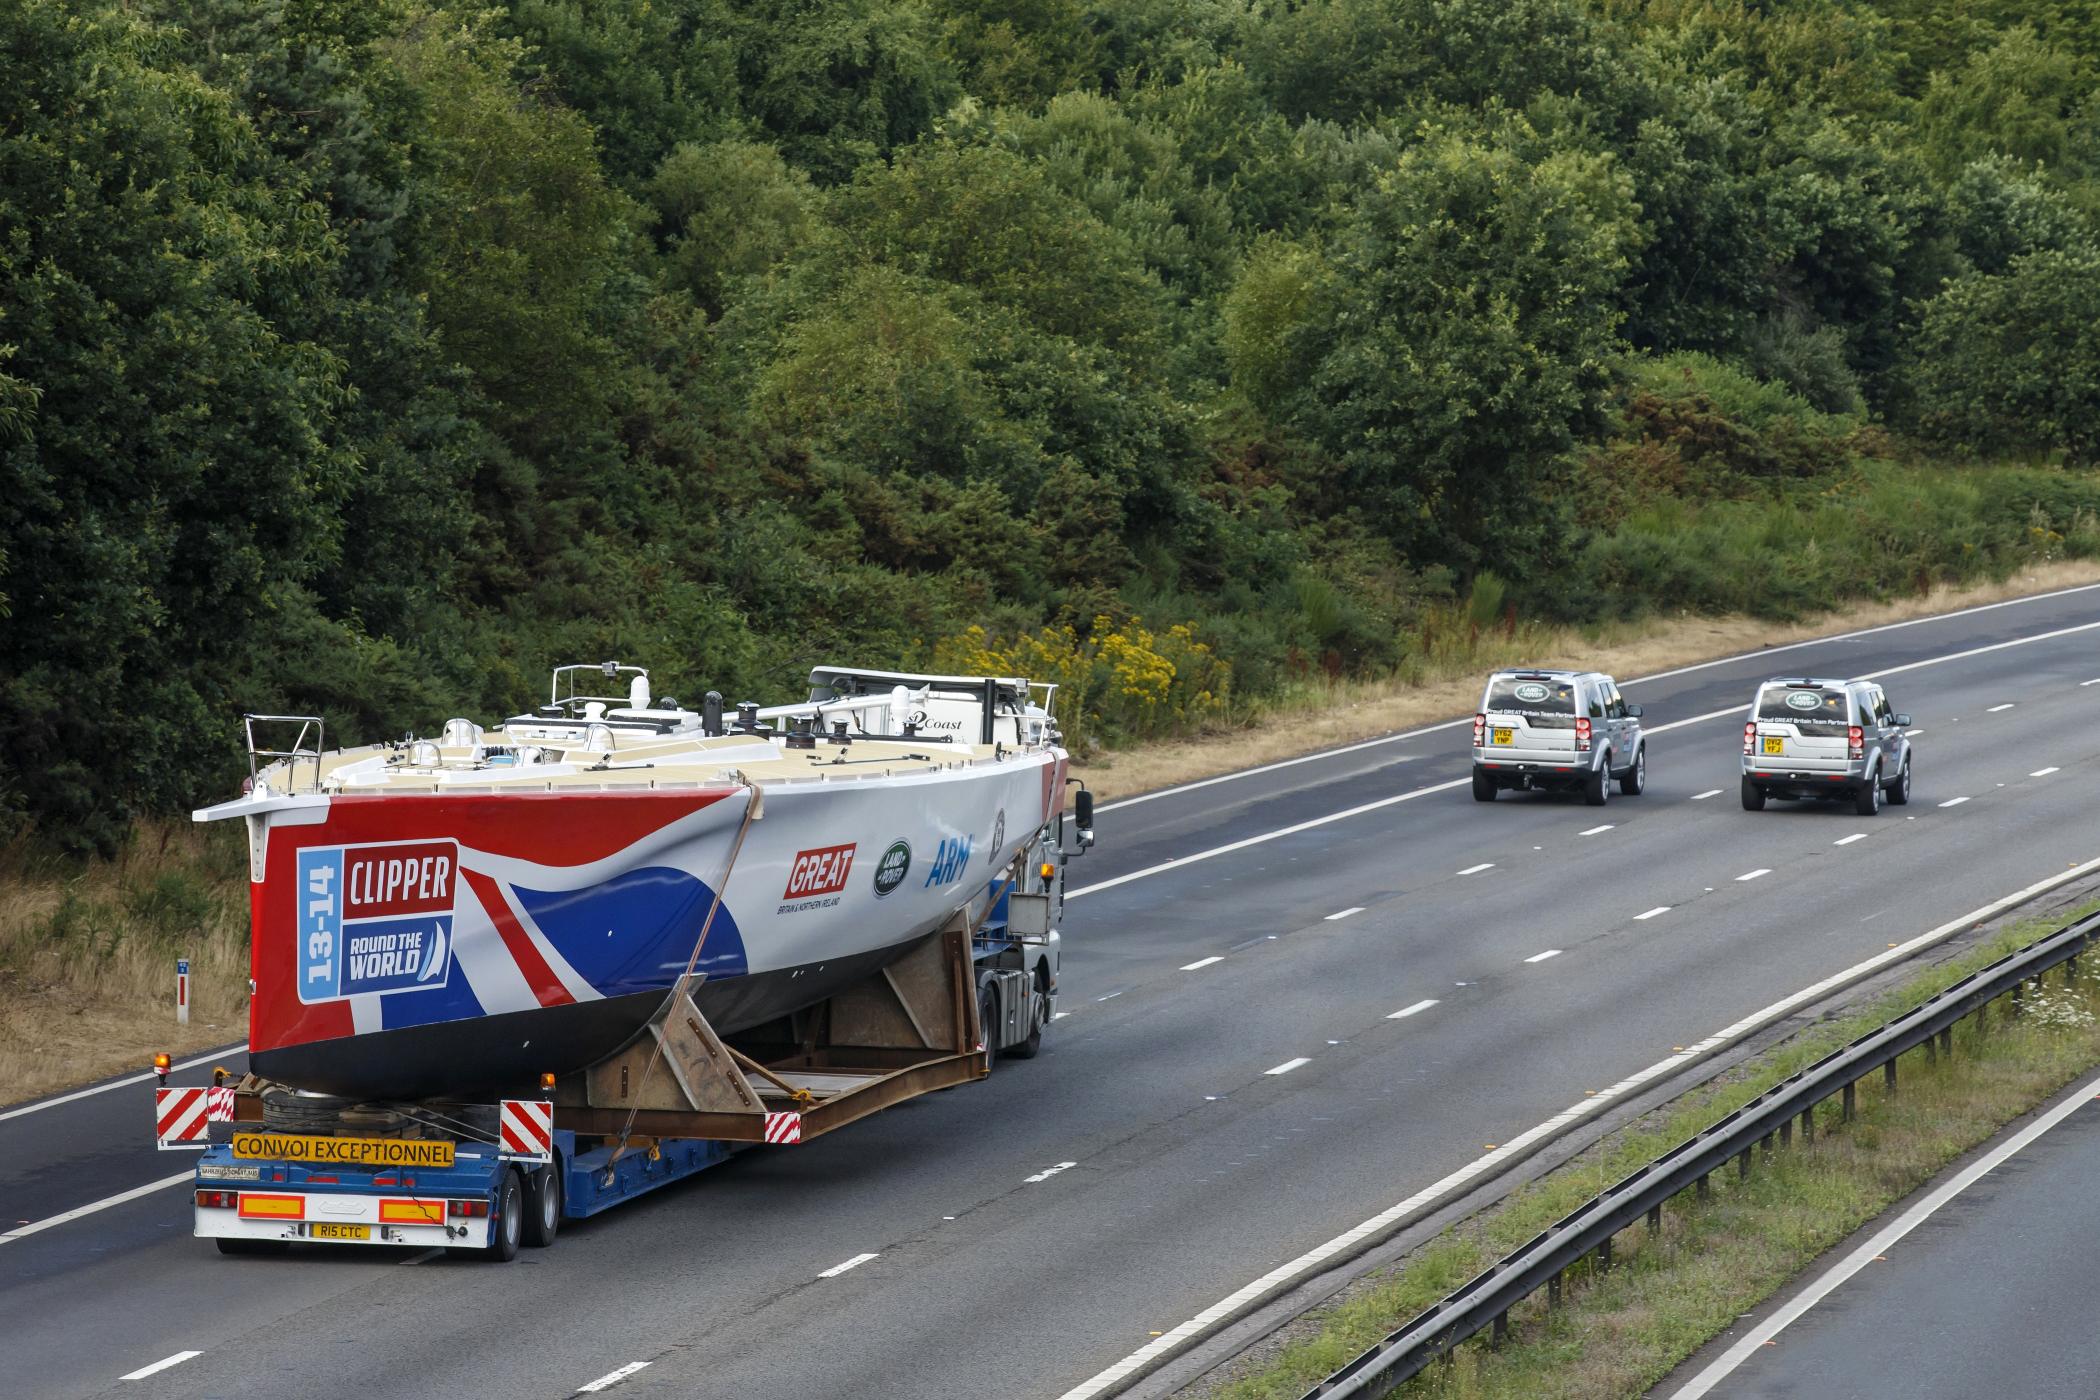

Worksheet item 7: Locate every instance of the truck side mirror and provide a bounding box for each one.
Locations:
[1073,787,1095,848]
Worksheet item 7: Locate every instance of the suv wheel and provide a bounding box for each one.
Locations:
[1887,755,1912,805]
[1740,777,1766,811]
[1619,745,1646,797]
[1854,767,1883,817]
[1472,769,1498,802]
[1584,756,1611,807]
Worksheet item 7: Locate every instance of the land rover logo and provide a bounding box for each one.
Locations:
[1785,690,1821,712]
[873,840,912,896]
[1512,682,1550,703]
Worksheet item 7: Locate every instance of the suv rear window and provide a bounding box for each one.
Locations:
[1757,685,1853,727]
[1486,676,1578,715]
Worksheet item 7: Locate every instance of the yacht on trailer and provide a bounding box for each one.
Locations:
[196,664,1071,1101]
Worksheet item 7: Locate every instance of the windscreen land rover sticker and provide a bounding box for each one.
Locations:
[1512,682,1551,703]
[296,841,455,1003]
[1785,690,1823,711]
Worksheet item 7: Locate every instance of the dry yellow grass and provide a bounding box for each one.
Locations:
[0,822,250,1104]
[1075,560,2100,802]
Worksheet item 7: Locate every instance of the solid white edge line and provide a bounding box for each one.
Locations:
[1636,906,1672,920]
[0,1043,246,1123]
[0,1170,194,1246]
[1089,583,2100,815]
[1835,833,1869,846]
[1579,824,1614,836]
[575,1361,653,1394]
[1690,789,1722,800]
[1457,862,1494,875]
[1325,907,1365,921]
[817,1252,879,1279]
[2032,767,2060,777]
[1670,1069,2100,1399]
[1939,796,1971,808]
[1050,850,2100,1400]
[1737,869,1772,882]
[1265,1058,1311,1076]
[1524,949,1564,964]
[120,1351,202,1381]
[1180,956,1224,971]
[1388,999,1440,1019]
[1071,617,2100,903]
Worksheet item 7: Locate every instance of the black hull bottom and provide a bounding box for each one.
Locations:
[252,941,919,1101]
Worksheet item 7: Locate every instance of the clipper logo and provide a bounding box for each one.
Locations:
[923,835,975,888]
[780,843,856,914]
[296,841,455,1003]
[872,840,912,897]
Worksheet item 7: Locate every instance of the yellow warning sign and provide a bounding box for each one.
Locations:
[229,1133,456,1167]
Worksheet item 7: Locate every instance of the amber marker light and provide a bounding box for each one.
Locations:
[540,1072,557,1093]
[153,1052,172,1084]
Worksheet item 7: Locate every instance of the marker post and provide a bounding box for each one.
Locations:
[177,957,190,1026]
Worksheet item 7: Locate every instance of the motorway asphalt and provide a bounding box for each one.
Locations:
[1676,1073,2100,1400]
[4,583,2100,1399]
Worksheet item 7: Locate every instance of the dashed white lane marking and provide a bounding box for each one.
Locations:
[818,1253,880,1279]
[2084,678,2100,686]
[1835,833,1869,846]
[1457,862,1495,875]
[1635,906,1672,920]
[0,1171,192,1246]
[1388,999,1440,1019]
[1691,789,1722,800]
[121,1352,202,1382]
[1180,956,1223,971]
[1056,853,2100,1400]
[1025,1161,1078,1184]
[576,1362,653,1393]
[1906,727,1925,736]
[1987,702,2016,713]
[1672,1069,2100,1398]
[1523,949,1563,964]
[1072,617,2100,903]
[1736,868,1772,882]
[1052,1011,1071,1020]
[1326,907,1365,921]
[1940,796,1971,808]
[1265,1058,1311,1076]
[1579,824,1614,836]
[1096,991,1122,1001]
[0,1043,245,1123]
[2032,767,2060,777]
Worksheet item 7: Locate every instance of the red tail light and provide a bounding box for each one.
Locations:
[195,1189,237,1209]
[1472,713,1486,747]
[1575,716,1592,752]
[1743,721,1756,755]
[1848,725,1864,760]
[448,1198,490,1219]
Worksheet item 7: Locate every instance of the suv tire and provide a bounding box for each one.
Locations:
[1887,755,1912,805]
[1584,758,1610,807]
[1740,777,1766,811]
[1471,769,1497,802]
[1854,767,1883,817]
[1619,745,1646,797]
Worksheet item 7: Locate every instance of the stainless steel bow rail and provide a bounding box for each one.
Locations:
[1302,905,2100,1400]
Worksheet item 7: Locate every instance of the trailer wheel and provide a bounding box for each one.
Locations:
[487,1167,524,1262]
[523,1158,563,1248]
[216,1237,289,1257]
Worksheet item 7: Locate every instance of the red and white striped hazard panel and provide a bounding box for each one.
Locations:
[155,1087,210,1149]
[498,1099,554,1163]
[763,1111,801,1145]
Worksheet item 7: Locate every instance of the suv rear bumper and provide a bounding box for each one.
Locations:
[1741,760,1872,798]
[1477,754,1603,791]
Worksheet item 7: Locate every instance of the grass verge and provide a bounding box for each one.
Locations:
[1075,558,2100,802]
[0,821,250,1105]
[1206,894,2100,1400]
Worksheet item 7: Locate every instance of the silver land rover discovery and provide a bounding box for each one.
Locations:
[1740,676,1913,815]
[1472,668,1647,807]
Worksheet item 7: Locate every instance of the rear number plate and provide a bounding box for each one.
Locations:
[1763,737,1784,755]
[1493,727,1514,745]
[309,1223,370,1241]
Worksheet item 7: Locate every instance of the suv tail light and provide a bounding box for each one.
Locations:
[1742,721,1756,755]
[1472,713,1486,748]
[1575,716,1592,752]
[1848,725,1864,760]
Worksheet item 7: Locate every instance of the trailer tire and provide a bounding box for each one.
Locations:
[523,1158,563,1248]
[216,1237,289,1257]
[486,1167,524,1262]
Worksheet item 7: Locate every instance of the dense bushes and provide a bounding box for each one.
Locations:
[3,0,2099,846]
